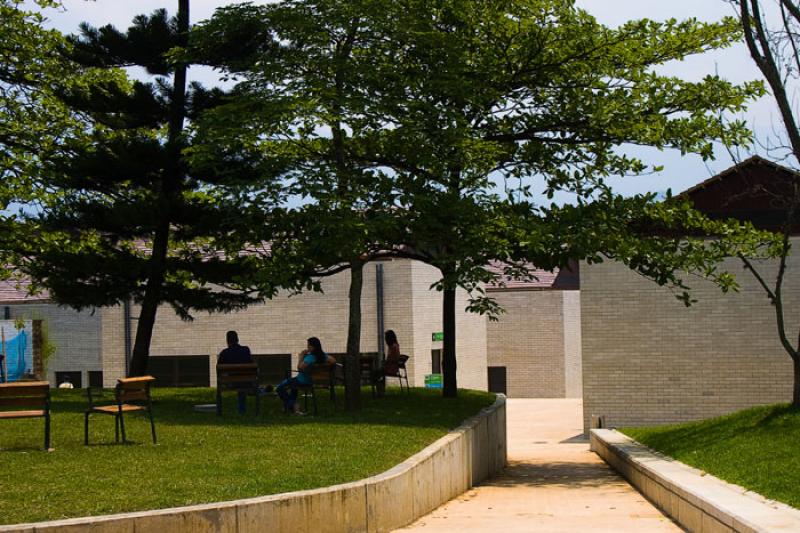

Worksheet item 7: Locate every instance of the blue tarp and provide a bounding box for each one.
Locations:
[3,330,29,382]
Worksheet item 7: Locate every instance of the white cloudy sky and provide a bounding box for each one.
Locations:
[27,0,792,198]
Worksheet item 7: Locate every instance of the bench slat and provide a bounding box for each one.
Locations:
[0,382,49,397]
[0,397,47,408]
[219,374,257,382]
[0,410,46,419]
[91,404,145,414]
[117,376,155,390]
[118,390,149,402]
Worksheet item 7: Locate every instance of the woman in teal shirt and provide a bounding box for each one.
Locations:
[277,337,335,414]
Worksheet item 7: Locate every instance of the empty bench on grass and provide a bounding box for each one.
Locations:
[216,363,261,416]
[0,381,51,450]
[85,376,157,445]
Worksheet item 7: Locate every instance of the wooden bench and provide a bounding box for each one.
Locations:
[294,364,337,415]
[216,363,261,416]
[84,376,156,445]
[0,381,51,450]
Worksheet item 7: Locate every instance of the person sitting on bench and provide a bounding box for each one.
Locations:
[276,337,335,415]
[218,330,253,414]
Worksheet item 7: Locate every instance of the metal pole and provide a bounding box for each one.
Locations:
[375,264,386,397]
[376,264,385,361]
[123,299,132,377]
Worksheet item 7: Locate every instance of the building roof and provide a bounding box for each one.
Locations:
[678,155,799,231]
[485,260,579,291]
[0,278,49,304]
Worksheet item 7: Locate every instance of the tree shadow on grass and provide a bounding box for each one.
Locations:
[43,387,495,434]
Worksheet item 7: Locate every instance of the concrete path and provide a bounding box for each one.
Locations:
[397,399,680,533]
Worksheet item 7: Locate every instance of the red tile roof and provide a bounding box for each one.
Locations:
[0,278,49,304]
[485,260,579,291]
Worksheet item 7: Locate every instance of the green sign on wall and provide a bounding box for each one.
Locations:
[425,374,443,388]
[431,331,444,342]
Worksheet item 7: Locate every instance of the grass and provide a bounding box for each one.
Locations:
[622,403,800,509]
[0,386,495,525]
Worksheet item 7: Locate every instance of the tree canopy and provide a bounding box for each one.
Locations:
[6,1,280,375]
[194,0,767,397]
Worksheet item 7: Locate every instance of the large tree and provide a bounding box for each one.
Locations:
[9,1,277,376]
[194,1,403,409]
[197,0,765,398]
[0,0,94,273]
[344,0,763,397]
[728,0,800,406]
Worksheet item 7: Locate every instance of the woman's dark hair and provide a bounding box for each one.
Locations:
[307,337,325,364]
[384,330,398,346]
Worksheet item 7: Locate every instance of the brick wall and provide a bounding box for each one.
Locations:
[487,290,569,397]
[3,303,102,386]
[407,261,488,391]
[132,258,488,390]
[563,290,582,398]
[581,251,798,432]
[100,305,127,387]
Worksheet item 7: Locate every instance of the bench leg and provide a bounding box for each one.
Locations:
[149,409,157,445]
[84,412,90,445]
[115,416,120,443]
[44,413,51,451]
[119,414,127,444]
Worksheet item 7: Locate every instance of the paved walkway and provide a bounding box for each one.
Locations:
[397,399,680,532]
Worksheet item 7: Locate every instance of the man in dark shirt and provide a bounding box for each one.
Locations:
[218,330,253,413]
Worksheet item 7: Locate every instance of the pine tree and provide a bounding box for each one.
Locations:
[13,0,274,376]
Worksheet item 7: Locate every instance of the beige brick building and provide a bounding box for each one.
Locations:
[0,279,104,387]
[1,259,491,390]
[486,273,581,398]
[1,257,582,396]
[581,157,799,432]
[581,254,796,432]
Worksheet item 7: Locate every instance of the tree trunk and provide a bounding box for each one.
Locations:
[128,223,169,376]
[442,286,458,398]
[794,357,800,408]
[129,0,189,376]
[345,259,364,411]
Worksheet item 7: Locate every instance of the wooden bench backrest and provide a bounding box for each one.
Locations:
[308,364,334,387]
[0,381,50,409]
[116,376,155,403]
[217,363,258,389]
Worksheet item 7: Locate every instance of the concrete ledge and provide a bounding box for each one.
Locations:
[1,395,506,533]
[591,428,800,532]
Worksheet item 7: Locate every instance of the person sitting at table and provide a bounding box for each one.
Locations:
[218,330,253,414]
[276,337,335,414]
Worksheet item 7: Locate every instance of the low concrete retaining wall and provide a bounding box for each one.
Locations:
[591,429,800,532]
[1,395,506,533]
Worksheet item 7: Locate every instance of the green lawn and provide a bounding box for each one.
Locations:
[0,387,495,525]
[622,403,800,509]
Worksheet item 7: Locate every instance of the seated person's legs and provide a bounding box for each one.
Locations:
[276,377,301,412]
[237,390,247,414]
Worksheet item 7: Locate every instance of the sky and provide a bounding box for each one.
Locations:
[25,0,790,200]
